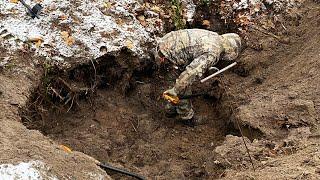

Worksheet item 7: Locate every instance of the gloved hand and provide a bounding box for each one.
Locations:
[163,87,177,97]
[163,87,179,104]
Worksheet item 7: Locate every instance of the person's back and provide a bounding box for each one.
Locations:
[158,29,224,66]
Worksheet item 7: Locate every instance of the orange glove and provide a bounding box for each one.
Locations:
[163,88,179,104]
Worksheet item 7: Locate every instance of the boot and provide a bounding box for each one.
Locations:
[165,104,178,118]
[191,114,207,125]
[181,115,208,127]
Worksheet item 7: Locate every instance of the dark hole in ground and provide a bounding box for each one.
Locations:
[20,48,259,179]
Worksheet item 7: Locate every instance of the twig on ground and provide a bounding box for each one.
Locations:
[67,95,75,112]
[90,59,97,90]
[50,87,64,101]
[235,117,256,171]
[58,77,90,94]
[130,120,138,132]
[251,25,281,40]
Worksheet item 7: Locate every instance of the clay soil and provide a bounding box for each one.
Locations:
[1,0,319,179]
[22,47,235,178]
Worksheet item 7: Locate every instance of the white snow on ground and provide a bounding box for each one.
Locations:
[0,161,58,180]
[0,0,155,65]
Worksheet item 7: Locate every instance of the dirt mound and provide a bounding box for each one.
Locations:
[21,46,237,178]
[1,0,319,179]
[225,0,320,138]
[0,49,110,179]
[214,1,320,178]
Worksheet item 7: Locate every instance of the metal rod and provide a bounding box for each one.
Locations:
[201,62,237,83]
[98,163,146,180]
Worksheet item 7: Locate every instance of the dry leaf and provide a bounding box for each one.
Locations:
[151,6,161,13]
[61,31,75,46]
[35,40,42,48]
[61,31,69,39]
[59,15,68,20]
[126,40,134,49]
[60,145,72,153]
[66,36,75,46]
[104,2,112,9]
[137,15,146,26]
[202,20,210,26]
[137,15,145,21]
[10,0,19,3]
[236,14,251,26]
[144,2,151,9]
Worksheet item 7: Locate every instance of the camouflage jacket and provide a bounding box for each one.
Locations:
[157,29,241,94]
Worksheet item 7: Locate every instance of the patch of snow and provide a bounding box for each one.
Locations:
[0,161,58,180]
[0,0,156,66]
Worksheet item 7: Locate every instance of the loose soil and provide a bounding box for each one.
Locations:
[22,48,238,179]
[2,0,318,179]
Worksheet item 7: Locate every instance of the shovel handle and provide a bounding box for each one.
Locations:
[19,0,40,19]
[201,62,237,83]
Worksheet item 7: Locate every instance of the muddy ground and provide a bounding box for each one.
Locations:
[1,0,320,179]
[21,46,234,179]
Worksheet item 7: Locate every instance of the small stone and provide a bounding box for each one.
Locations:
[303,158,310,164]
[261,161,267,165]
[213,160,220,164]
[288,91,298,99]
[254,77,264,84]
[144,10,158,18]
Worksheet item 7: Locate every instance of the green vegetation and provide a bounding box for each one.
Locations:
[171,0,186,30]
[41,61,54,96]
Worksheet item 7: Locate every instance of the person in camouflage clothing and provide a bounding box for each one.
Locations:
[156,29,241,124]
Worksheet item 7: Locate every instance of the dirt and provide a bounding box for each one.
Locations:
[21,47,234,179]
[214,1,320,178]
[0,49,110,179]
[1,0,320,179]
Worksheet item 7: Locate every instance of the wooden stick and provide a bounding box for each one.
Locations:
[201,62,237,83]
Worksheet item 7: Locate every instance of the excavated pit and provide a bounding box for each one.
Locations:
[19,47,256,179]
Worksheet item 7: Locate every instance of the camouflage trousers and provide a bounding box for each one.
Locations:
[165,88,194,120]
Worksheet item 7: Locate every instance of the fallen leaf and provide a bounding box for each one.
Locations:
[126,40,134,49]
[61,31,75,46]
[137,15,146,26]
[60,145,72,153]
[116,18,124,26]
[235,14,251,26]
[61,31,69,39]
[137,15,145,21]
[10,0,18,3]
[202,20,210,26]
[59,15,68,20]
[35,40,42,48]
[104,2,112,9]
[151,6,161,13]
[66,36,75,46]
